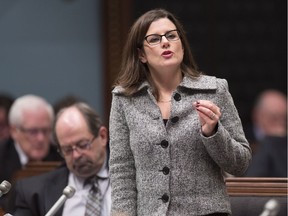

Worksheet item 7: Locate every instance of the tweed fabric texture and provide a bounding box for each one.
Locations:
[109,75,252,216]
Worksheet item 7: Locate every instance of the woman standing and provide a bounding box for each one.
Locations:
[109,8,251,216]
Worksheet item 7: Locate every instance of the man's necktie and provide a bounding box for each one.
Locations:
[85,176,102,216]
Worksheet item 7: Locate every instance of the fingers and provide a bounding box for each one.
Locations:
[193,100,220,137]
[193,100,221,121]
[210,112,216,120]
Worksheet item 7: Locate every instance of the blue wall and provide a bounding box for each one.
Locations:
[0,0,104,118]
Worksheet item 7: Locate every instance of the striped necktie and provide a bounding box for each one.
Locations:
[85,176,102,216]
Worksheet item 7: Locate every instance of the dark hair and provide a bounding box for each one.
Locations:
[0,93,14,131]
[53,94,85,114]
[114,8,201,96]
[0,93,14,114]
[52,102,103,147]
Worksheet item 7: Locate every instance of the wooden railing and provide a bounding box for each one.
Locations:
[225,177,288,196]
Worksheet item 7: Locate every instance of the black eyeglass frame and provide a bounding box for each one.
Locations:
[58,136,96,157]
[17,126,51,137]
[144,29,180,46]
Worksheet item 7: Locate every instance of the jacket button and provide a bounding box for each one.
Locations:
[160,140,169,148]
[173,93,181,101]
[160,194,169,203]
[171,116,179,123]
[161,166,170,175]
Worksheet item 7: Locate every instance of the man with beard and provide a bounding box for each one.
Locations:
[6,102,111,216]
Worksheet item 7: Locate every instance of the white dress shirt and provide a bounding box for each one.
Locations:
[62,163,111,216]
[14,142,29,166]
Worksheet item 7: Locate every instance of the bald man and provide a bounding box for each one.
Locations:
[252,89,287,139]
[8,103,111,216]
[244,89,287,152]
[244,90,287,177]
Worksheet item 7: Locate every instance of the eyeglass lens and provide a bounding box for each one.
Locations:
[60,137,95,156]
[145,30,179,45]
[19,127,51,137]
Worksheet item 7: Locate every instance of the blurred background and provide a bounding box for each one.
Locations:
[0,0,104,118]
[0,0,286,127]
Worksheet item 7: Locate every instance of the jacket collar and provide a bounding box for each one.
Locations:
[179,75,217,90]
[112,75,217,94]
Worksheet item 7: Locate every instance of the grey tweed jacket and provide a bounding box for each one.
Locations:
[109,75,251,216]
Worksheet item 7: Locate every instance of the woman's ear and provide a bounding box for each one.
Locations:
[138,48,147,63]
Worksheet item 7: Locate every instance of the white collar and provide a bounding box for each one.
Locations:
[14,142,29,166]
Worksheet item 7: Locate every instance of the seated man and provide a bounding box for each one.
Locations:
[0,94,63,184]
[244,89,287,154]
[245,135,287,177]
[244,89,287,177]
[0,93,14,143]
[7,102,111,216]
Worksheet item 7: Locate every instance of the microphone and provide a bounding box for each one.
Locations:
[0,180,11,197]
[259,198,280,216]
[45,185,75,216]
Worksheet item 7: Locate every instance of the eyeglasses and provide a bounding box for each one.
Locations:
[18,127,51,138]
[59,136,96,157]
[144,29,180,46]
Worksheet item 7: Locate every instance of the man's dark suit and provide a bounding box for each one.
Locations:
[245,136,287,177]
[9,166,69,216]
[0,138,63,183]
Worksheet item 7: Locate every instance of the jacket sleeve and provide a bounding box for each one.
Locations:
[109,93,137,216]
[201,78,252,176]
[13,180,35,216]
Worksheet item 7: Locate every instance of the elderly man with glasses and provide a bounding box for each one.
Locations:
[5,102,111,216]
[0,94,62,184]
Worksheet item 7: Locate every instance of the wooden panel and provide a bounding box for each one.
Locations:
[11,161,62,183]
[0,208,4,216]
[225,177,288,196]
[102,0,133,125]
